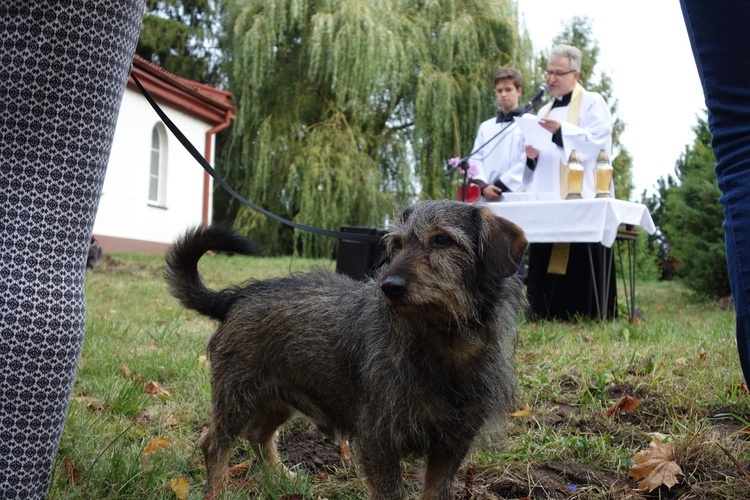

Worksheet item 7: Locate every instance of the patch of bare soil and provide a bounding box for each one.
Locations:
[275,422,750,498]
[93,254,164,276]
[485,462,627,499]
[274,421,631,498]
[277,421,347,474]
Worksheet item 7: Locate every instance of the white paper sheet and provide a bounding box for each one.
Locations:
[515,114,556,153]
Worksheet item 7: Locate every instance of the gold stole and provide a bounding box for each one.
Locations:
[546,83,585,275]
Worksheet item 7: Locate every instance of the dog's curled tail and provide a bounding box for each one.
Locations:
[165,226,259,322]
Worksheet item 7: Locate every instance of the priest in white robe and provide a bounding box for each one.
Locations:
[523,45,614,199]
[470,68,529,201]
[523,45,617,320]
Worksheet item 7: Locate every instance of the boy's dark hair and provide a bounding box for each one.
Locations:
[493,67,523,89]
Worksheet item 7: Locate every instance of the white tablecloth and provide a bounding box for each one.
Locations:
[486,198,656,248]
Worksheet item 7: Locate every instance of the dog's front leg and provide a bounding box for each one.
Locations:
[421,447,469,500]
[357,449,405,500]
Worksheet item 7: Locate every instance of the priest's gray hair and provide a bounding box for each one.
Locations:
[550,44,582,72]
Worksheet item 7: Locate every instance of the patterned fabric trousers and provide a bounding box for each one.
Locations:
[0,1,144,496]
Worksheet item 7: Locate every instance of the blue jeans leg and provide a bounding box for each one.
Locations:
[681,0,750,384]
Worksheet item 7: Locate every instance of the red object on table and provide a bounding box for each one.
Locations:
[457,184,481,202]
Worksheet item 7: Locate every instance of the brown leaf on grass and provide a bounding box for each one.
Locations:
[162,413,178,427]
[658,305,665,311]
[143,437,171,456]
[144,381,172,399]
[518,352,536,363]
[169,476,189,500]
[64,457,83,486]
[227,461,253,478]
[463,463,477,497]
[119,364,145,385]
[606,395,640,417]
[628,432,683,492]
[698,348,706,360]
[75,396,106,411]
[198,355,209,368]
[739,383,750,394]
[553,398,575,406]
[509,404,531,418]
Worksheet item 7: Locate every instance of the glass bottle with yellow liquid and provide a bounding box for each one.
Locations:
[565,149,584,199]
[595,149,613,197]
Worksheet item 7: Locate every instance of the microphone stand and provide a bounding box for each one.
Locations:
[447,119,517,202]
[448,94,546,202]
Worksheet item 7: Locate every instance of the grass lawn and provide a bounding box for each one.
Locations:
[48,251,750,499]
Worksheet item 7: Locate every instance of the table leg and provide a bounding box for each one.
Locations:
[586,244,602,320]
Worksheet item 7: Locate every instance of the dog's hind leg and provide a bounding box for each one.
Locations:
[244,401,295,477]
[201,379,257,497]
[200,421,240,499]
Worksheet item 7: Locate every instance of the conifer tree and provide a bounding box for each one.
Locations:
[665,115,729,298]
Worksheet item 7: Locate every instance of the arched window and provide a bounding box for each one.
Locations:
[148,123,168,206]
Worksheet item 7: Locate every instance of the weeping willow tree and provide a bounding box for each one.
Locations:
[222,0,520,256]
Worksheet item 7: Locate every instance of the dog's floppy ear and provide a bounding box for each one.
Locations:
[475,206,528,279]
[399,205,415,223]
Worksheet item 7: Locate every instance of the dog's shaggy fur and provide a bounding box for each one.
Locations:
[165,200,527,499]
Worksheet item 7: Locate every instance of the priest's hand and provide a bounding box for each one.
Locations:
[482,184,502,201]
[525,145,539,159]
[539,118,561,134]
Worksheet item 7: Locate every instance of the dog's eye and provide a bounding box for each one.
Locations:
[390,238,403,252]
[431,234,453,248]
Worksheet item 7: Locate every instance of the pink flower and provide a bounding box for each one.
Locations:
[448,157,478,177]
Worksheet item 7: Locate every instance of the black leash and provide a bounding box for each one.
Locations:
[130,69,383,244]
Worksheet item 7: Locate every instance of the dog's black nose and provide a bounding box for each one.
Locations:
[381,275,407,299]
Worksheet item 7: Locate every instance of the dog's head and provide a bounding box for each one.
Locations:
[378,200,527,325]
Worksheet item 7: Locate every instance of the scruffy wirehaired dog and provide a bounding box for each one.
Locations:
[165,200,527,499]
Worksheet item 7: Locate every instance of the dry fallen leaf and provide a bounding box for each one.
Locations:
[606,395,640,417]
[518,352,536,363]
[628,432,683,492]
[145,381,172,399]
[65,457,83,486]
[75,396,106,411]
[169,476,189,500]
[143,437,172,456]
[509,404,531,418]
[198,355,209,368]
[227,461,253,478]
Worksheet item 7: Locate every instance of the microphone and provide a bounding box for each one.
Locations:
[524,82,549,111]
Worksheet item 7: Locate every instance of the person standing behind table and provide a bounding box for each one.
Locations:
[523,44,614,199]
[470,68,529,202]
[522,44,616,320]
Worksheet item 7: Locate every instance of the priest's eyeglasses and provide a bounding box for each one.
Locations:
[545,69,577,78]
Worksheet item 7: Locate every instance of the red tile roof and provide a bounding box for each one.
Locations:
[128,55,235,126]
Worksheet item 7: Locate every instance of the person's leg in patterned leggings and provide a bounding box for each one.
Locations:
[0,1,145,496]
